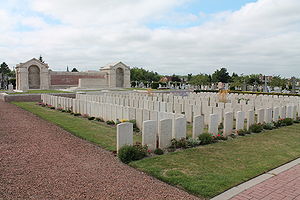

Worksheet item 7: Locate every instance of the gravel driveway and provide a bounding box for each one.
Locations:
[0,102,200,200]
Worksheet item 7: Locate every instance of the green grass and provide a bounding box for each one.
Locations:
[13,102,141,151]
[130,124,300,198]
[11,90,72,94]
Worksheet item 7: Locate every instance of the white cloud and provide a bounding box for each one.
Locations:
[1,0,300,77]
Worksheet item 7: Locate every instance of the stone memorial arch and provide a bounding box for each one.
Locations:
[16,58,130,91]
[16,58,50,91]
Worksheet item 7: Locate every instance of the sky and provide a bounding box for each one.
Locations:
[0,0,299,77]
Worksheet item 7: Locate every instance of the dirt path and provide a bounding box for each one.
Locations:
[0,102,199,200]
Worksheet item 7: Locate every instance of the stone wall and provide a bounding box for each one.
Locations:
[0,93,75,102]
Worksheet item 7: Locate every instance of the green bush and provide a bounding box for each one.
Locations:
[198,133,214,145]
[151,82,159,89]
[95,117,104,122]
[154,148,164,155]
[106,120,115,125]
[118,144,148,164]
[282,118,294,126]
[88,117,95,120]
[249,124,263,133]
[186,138,201,147]
[73,113,81,116]
[171,138,188,149]
[237,129,250,136]
[263,123,275,130]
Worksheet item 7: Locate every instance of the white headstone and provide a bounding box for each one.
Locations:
[142,120,157,151]
[236,111,245,131]
[192,115,204,139]
[173,117,187,139]
[246,110,255,130]
[208,114,218,135]
[158,119,172,149]
[223,112,233,136]
[117,122,133,152]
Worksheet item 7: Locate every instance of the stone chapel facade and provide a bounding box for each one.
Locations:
[16,58,130,91]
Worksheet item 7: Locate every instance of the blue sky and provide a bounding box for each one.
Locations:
[1,0,299,77]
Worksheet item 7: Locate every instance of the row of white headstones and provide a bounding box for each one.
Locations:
[41,92,299,151]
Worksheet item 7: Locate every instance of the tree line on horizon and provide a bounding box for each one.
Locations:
[130,67,297,89]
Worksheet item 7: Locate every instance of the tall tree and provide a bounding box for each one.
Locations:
[211,68,230,83]
[190,74,210,86]
[71,68,79,72]
[0,62,10,74]
[130,67,161,82]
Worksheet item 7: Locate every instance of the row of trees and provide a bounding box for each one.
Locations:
[0,62,15,89]
[130,67,294,88]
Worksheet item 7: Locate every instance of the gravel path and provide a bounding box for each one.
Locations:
[0,102,200,200]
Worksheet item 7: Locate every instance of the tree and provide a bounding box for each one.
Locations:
[0,62,10,74]
[187,73,192,81]
[130,67,161,82]
[211,68,230,83]
[171,74,181,82]
[71,68,79,72]
[269,76,287,88]
[247,74,262,85]
[190,74,210,86]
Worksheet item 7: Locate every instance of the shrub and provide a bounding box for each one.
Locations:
[249,124,263,133]
[88,117,95,120]
[106,120,115,125]
[198,133,214,145]
[263,123,274,130]
[154,148,164,155]
[73,113,81,116]
[214,133,228,140]
[273,120,282,128]
[118,143,148,164]
[237,129,250,136]
[171,138,188,149]
[282,118,294,126]
[151,82,159,89]
[186,138,201,148]
[95,117,104,122]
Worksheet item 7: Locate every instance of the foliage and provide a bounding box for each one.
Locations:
[263,123,275,130]
[0,62,11,74]
[237,129,250,136]
[281,118,294,126]
[95,117,104,122]
[151,82,159,89]
[130,67,161,82]
[128,120,139,132]
[171,74,181,82]
[73,113,81,116]
[213,134,228,140]
[198,133,214,145]
[190,74,210,86]
[171,138,188,149]
[118,143,148,164]
[269,75,287,88]
[211,68,231,83]
[88,117,95,120]
[186,138,202,147]
[106,120,115,125]
[154,148,164,155]
[249,124,263,133]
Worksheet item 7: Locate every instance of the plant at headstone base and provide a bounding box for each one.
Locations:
[294,117,300,123]
[88,117,95,120]
[118,143,148,164]
[249,123,263,133]
[273,120,283,128]
[281,118,294,126]
[128,120,139,132]
[263,123,275,130]
[106,120,115,125]
[120,119,129,123]
[213,133,228,140]
[218,123,224,130]
[154,148,164,155]
[73,113,81,116]
[237,129,250,136]
[171,138,188,149]
[186,138,201,148]
[198,133,214,145]
[95,117,104,122]
[81,114,89,118]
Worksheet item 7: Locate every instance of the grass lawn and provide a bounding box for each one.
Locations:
[11,90,72,94]
[130,124,300,198]
[13,102,141,151]
[13,101,300,198]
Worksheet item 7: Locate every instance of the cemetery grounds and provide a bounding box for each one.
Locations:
[13,100,300,199]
